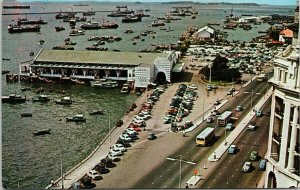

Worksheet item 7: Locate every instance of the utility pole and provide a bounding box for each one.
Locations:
[166,155,196,188]
[61,153,64,190]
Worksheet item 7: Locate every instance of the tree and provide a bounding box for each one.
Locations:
[201,55,242,82]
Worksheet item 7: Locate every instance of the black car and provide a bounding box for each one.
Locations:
[94,163,110,174]
[116,139,131,147]
[101,158,116,168]
[147,133,157,140]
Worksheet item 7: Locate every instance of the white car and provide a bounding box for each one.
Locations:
[188,84,198,90]
[109,148,123,156]
[133,118,145,124]
[137,113,151,120]
[247,124,256,130]
[141,110,151,115]
[107,153,119,162]
[110,144,126,152]
[206,116,214,123]
[119,134,132,142]
[242,161,252,172]
[125,128,138,135]
[87,169,101,180]
[134,115,145,121]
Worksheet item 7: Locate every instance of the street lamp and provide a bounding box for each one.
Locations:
[104,110,112,143]
[224,128,227,145]
[209,64,212,83]
[166,155,196,188]
[60,153,64,190]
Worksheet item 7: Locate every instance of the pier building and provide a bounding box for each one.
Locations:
[265,44,300,188]
[19,49,178,88]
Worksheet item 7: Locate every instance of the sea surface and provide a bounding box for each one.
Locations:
[1,1,294,188]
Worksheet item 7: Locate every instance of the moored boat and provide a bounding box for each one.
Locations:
[66,114,86,122]
[151,20,165,27]
[55,26,65,32]
[121,15,142,23]
[32,94,50,102]
[101,20,118,29]
[121,84,130,94]
[21,113,33,117]
[89,110,104,115]
[90,79,118,88]
[17,17,47,25]
[33,129,51,136]
[8,24,41,33]
[2,94,26,103]
[55,97,73,105]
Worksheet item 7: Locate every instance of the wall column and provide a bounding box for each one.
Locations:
[287,106,298,172]
[267,92,276,157]
[50,68,54,75]
[83,69,87,76]
[116,70,121,78]
[104,70,110,77]
[279,101,291,167]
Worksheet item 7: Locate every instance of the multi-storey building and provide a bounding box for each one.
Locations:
[265,42,300,187]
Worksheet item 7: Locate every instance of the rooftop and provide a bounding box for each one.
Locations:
[279,29,293,38]
[34,49,169,66]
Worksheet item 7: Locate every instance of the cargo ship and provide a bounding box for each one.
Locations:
[121,15,142,23]
[8,24,41,33]
[17,17,47,25]
[3,5,30,9]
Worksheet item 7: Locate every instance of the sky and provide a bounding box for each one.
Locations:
[13,0,298,6]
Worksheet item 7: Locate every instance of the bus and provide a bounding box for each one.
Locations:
[196,127,215,146]
[217,111,232,127]
[256,74,266,82]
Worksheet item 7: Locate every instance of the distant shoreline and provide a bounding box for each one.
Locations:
[5,1,295,7]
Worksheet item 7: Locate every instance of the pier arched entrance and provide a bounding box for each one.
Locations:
[156,72,166,84]
[267,171,277,188]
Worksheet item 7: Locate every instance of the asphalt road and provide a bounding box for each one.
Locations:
[133,80,270,188]
[198,99,271,188]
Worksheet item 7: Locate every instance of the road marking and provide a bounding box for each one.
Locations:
[186,151,189,154]
[232,175,234,177]
[152,182,155,185]
[167,168,170,171]
[164,185,167,188]
[160,175,163,178]
[226,181,229,184]
[172,177,175,181]
[214,179,216,182]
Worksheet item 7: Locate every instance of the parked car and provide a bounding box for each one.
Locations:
[236,105,243,112]
[247,124,257,131]
[207,84,212,91]
[87,170,102,180]
[206,116,214,123]
[107,153,120,162]
[109,148,123,157]
[188,84,198,90]
[110,144,126,152]
[228,144,238,154]
[128,125,142,132]
[242,161,252,172]
[119,134,132,142]
[214,99,221,105]
[226,123,234,131]
[101,158,116,168]
[147,133,156,140]
[258,159,267,171]
[256,110,263,117]
[116,139,131,148]
[125,128,138,135]
[94,163,110,174]
[250,151,258,161]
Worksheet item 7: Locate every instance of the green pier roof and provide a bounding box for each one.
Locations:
[35,49,169,66]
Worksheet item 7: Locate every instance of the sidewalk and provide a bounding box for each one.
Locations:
[207,87,272,162]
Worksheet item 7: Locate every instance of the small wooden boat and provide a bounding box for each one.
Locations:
[89,110,104,115]
[33,129,51,136]
[32,95,50,102]
[21,113,32,117]
[66,114,86,122]
[55,97,73,105]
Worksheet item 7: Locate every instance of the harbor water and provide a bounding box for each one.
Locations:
[1,1,294,188]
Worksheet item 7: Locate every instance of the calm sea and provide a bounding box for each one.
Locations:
[1,1,294,188]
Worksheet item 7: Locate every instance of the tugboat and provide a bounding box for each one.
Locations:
[124,28,134,33]
[55,96,73,105]
[2,94,26,103]
[8,24,41,33]
[66,114,86,122]
[32,94,50,102]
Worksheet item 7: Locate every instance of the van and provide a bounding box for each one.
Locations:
[258,159,267,171]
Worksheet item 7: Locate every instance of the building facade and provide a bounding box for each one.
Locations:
[19,49,178,87]
[265,44,300,188]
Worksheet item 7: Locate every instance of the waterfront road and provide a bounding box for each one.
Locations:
[198,99,271,188]
[131,80,270,188]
